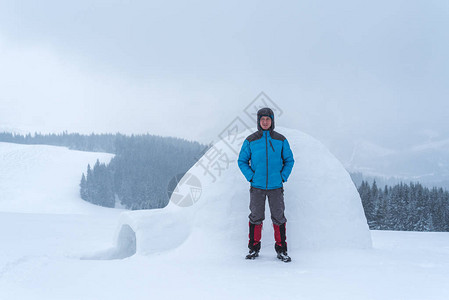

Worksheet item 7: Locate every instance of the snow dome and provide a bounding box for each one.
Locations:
[113,127,372,258]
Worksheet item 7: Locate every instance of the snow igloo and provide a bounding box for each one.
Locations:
[113,127,372,257]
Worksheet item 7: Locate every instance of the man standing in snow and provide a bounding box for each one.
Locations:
[238,107,295,262]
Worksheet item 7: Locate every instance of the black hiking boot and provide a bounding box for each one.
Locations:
[245,249,259,260]
[275,243,291,262]
[246,241,261,260]
[276,250,291,262]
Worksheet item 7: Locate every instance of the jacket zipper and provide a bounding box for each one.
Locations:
[265,131,268,190]
[269,140,275,152]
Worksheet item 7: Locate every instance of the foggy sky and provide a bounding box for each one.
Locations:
[0,0,448,167]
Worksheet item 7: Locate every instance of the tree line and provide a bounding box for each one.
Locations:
[1,131,208,210]
[79,134,208,209]
[358,180,449,232]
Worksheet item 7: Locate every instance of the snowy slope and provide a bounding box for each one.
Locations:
[1,137,448,300]
[0,142,114,214]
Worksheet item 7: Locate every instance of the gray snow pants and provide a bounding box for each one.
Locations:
[249,186,287,226]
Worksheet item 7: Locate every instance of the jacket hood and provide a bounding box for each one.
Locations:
[257,107,275,131]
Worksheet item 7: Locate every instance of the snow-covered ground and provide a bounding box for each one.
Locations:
[0,142,115,214]
[0,137,448,300]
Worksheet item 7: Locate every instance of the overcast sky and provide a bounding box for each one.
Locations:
[0,0,448,165]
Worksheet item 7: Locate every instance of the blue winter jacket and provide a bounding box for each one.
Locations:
[238,129,295,190]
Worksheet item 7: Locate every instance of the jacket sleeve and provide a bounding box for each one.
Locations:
[237,139,255,182]
[281,139,294,182]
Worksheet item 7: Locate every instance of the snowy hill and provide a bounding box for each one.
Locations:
[0,142,114,214]
[1,137,448,300]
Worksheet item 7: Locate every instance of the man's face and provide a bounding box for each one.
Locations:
[260,116,272,130]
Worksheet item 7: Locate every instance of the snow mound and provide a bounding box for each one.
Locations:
[112,127,371,258]
[0,142,114,214]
